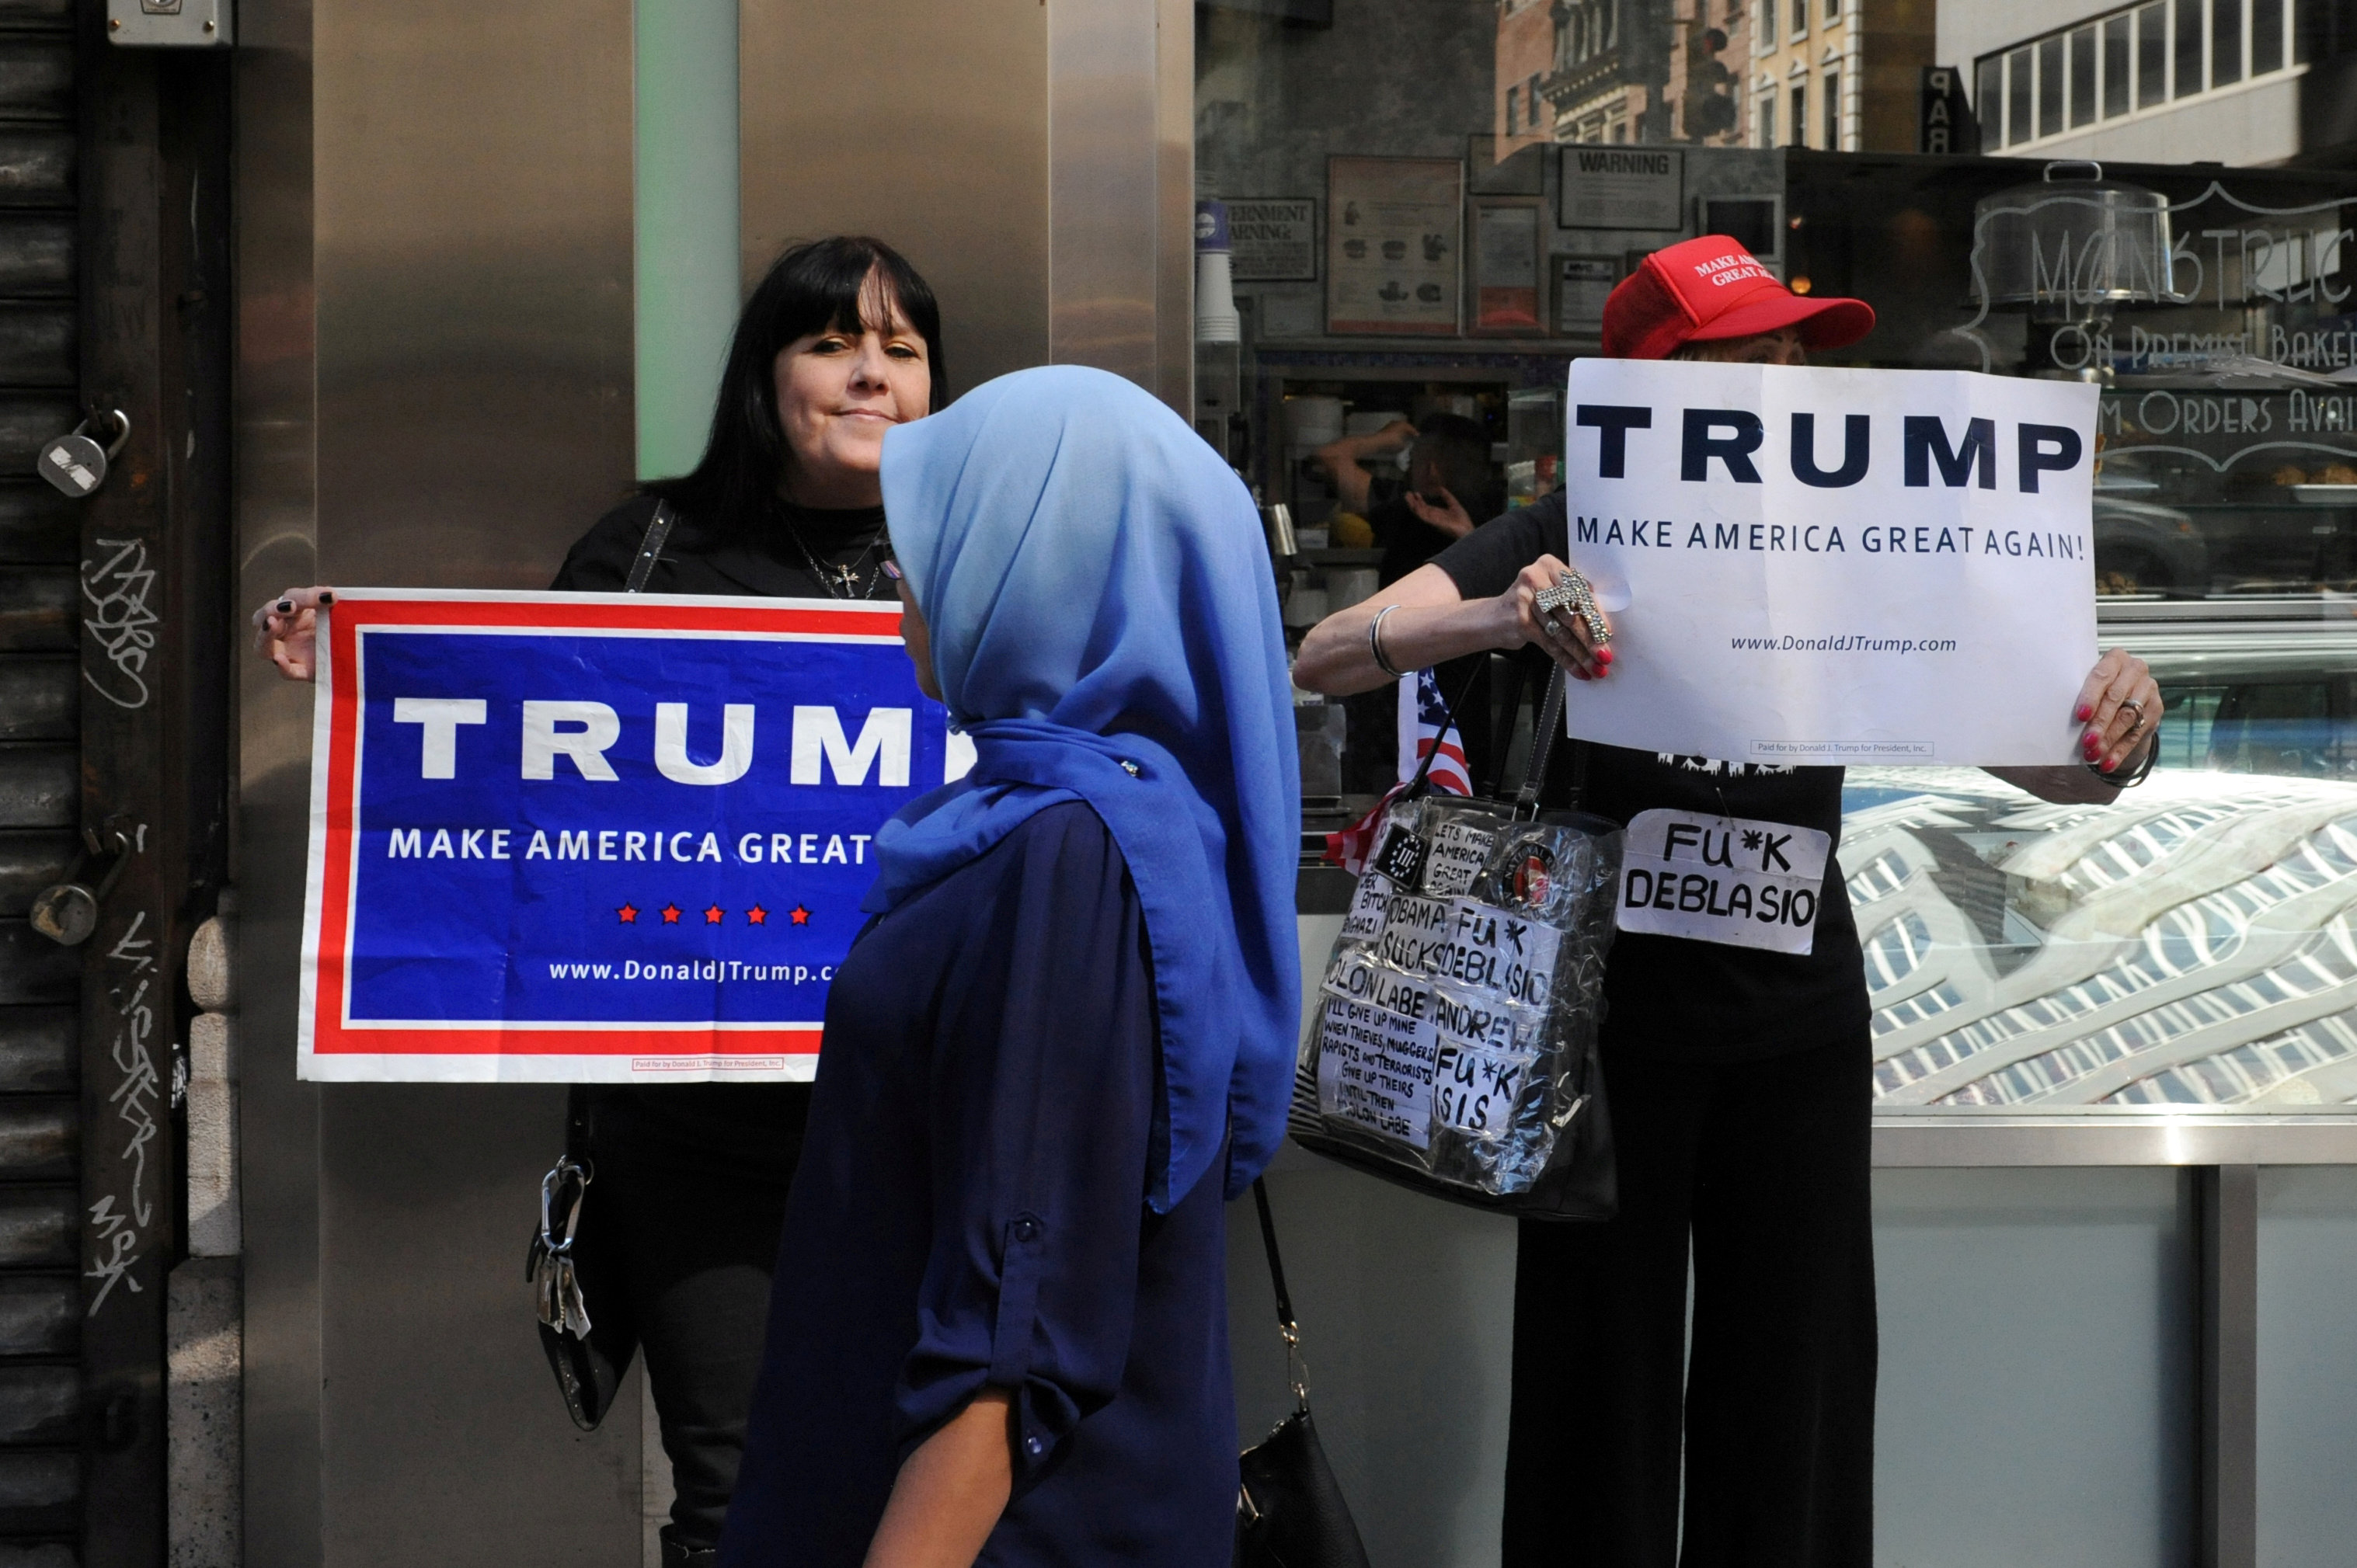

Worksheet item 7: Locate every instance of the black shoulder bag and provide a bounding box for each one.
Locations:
[1287,658,1621,1222]
[524,502,676,1428]
[1235,1178,1372,1568]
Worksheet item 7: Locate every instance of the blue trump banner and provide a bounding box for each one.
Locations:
[298,590,964,1081]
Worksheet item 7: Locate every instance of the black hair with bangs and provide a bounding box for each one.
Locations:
[645,235,947,534]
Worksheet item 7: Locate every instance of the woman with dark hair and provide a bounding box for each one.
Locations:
[257,234,948,1568]
[556,232,949,592]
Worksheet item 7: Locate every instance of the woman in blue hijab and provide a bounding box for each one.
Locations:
[717,365,1300,1567]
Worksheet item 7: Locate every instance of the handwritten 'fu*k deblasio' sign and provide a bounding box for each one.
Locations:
[298,590,966,1083]
[1557,359,2101,766]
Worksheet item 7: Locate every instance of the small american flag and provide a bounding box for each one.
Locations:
[1324,669,1470,874]
[1398,666,1473,797]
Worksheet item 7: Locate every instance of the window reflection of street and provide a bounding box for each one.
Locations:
[1849,763,2357,1111]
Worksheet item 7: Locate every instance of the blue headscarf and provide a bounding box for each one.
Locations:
[869,365,1300,1212]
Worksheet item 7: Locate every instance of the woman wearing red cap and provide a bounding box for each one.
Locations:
[1293,235,2158,1566]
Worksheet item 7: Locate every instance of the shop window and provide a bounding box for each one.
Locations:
[2038,35,2065,136]
[2154,681,2348,777]
[2254,0,2286,70]
[2007,46,2033,144]
[2175,0,2205,96]
[2139,2,2169,105]
[2071,26,2099,126]
[2215,0,2244,83]
[2105,15,2133,115]
[1196,6,2357,1114]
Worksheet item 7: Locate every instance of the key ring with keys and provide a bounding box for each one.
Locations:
[527,1156,596,1337]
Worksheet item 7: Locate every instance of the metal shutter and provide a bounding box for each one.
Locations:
[0,2,78,1559]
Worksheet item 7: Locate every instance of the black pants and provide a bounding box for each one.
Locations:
[1501,1030,1876,1568]
[570,1086,806,1560]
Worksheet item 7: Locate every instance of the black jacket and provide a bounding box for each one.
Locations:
[552,495,894,601]
[552,493,892,1169]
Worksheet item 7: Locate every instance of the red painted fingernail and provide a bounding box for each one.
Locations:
[1597,647,1614,665]
[2101,756,2117,772]
[2076,704,2093,721]
[1573,668,1591,681]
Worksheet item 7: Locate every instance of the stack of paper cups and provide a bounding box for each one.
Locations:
[1196,200,1241,344]
[1286,395,1345,449]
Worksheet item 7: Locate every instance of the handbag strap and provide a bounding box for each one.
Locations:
[1515,663,1568,812]
[1509,662,1595,816]
[571,503,668,1180]
[1251,1178,1311,1413]
[1404,655,1592,813]
[623,501,676,593]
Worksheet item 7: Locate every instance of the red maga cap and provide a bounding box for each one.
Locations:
[1603,235,1875,360]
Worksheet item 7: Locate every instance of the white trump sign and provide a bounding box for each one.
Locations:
[1557,359,2099,766]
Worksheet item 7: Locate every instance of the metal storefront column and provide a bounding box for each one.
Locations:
[76,5,234,1562]
[2201,1163,2258,1568]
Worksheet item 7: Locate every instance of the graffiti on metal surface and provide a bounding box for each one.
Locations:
[80,535,158,711]
[86,906,160,1315]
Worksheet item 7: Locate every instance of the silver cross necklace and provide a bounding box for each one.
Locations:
[779,513,884,600]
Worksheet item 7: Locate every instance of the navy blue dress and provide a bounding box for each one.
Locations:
[716,801,1238,1566]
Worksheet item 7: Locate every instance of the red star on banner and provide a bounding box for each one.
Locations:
[617,904,638,924]
[789,906,811,926]
[660,904,682,924]
[703,905,725,924]
[747,906,768,925]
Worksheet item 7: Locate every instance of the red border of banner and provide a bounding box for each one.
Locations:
[308,594,904,1059]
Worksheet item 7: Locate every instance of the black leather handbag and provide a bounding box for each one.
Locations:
[525,1093,638,1431]
[1235,1179,1372,1568]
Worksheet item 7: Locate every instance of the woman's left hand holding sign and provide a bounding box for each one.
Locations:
[2075,647,2160,774]
[252,586,332,683]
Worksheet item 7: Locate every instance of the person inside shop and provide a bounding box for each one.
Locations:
[715,364,1298,1567]
[253,234,945,1568]
[1290,234,2161,1568]
[1313,410,1502,584]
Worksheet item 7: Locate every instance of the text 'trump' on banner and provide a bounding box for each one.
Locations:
[297,589,968,1083]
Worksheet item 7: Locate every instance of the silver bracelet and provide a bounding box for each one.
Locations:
[1369,603,1406,679]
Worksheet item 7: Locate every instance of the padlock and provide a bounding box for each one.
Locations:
[29,828,131,946]
[37,409,129,499]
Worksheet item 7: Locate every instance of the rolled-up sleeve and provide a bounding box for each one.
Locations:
[890,805,1158,1489]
